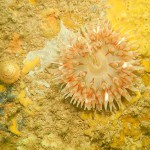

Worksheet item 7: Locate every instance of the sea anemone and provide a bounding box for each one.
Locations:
[52,20,142,111]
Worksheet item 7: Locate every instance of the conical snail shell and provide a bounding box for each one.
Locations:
[0,61,20,84]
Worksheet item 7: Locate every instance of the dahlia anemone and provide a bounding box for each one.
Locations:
[52,20,142,111]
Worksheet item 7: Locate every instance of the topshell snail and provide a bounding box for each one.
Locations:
[0,60,20,84]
